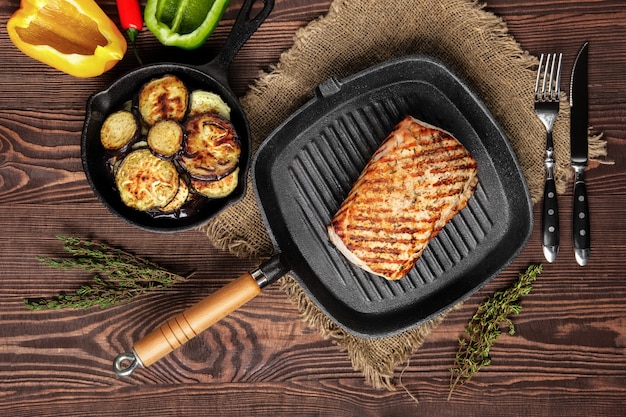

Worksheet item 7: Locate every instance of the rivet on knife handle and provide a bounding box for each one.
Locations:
[573,167,590,266]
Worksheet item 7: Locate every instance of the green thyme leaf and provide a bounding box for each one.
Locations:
[25,236,189,310]
[448,264,541,400]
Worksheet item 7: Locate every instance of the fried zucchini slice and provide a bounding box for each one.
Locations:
[100,110,138,151]
[160,177,190,213]
[188,90,231,119]
[191,168,239,198]
[179,113,240,180]
[115,149,179,211]
[138,74,188,126]
[147,120,183,158]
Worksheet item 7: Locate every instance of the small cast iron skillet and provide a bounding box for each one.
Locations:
[81,0,274,232]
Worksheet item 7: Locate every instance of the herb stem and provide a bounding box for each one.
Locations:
[448,264,541,400]
[26,236,188,310]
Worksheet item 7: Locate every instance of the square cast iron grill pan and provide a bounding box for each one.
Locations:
[253,55,533,338]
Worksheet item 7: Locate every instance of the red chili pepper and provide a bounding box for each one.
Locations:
[116,0,143,63]
[116,0,143,41]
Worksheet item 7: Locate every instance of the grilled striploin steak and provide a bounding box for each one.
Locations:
[327,115,479,280]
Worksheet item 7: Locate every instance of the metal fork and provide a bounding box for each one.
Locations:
[534,52,563,263]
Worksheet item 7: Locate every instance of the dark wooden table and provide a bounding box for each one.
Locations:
[2,0,625,415]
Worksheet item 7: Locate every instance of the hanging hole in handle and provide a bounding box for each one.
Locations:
[114,351,142,377]
[246,0,272,23]
[230,0,275,40]
[227,0,274,33]
[202,0,274,78]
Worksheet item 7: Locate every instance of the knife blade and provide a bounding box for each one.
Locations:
[570,41,590,266]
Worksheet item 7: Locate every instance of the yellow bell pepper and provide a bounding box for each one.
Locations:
[7,0,128,78]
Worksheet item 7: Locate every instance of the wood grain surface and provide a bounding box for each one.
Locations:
[1,0,626,416]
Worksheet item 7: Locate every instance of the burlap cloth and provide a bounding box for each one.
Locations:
[199,0,607,389]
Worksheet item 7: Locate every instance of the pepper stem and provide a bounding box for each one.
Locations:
[126,28,142,65]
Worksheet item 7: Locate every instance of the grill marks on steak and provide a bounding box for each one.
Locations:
[327,116,479,280]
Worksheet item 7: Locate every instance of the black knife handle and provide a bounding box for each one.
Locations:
[573,168,590,252]
[542,175,560,254]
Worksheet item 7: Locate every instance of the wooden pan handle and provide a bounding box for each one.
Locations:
[113,255,288,376]
[128,273,261,369]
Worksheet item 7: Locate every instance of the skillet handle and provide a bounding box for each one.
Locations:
[207,0,275,74]
[114,273,261,375]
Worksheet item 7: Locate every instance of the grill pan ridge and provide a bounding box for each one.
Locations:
[253,55,532,337]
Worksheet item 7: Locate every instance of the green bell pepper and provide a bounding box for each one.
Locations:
[144,0,230,50]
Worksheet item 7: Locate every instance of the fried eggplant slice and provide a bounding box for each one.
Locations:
[115,149,179,211]
[147,120,184,158]
[179,113,240,180]
[191,168,239,198]
[100,110,139,151]
[138,74,188,126]
[188,90,231,119]
[160,177,190,213]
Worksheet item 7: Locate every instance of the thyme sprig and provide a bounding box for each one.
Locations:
[25,236,189,310]
[448,264,542,399]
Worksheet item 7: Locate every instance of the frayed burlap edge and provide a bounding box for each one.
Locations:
[279,274,460,390]
[199,0,608,390]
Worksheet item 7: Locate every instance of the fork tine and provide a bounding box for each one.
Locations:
[534,54,545,99]
[545,54,556,100]
[554,53,563,100]
[541,53,551,99]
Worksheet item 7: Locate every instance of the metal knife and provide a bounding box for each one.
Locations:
[570,42,590,266]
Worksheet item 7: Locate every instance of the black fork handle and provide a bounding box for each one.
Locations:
[542,136,559,262]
